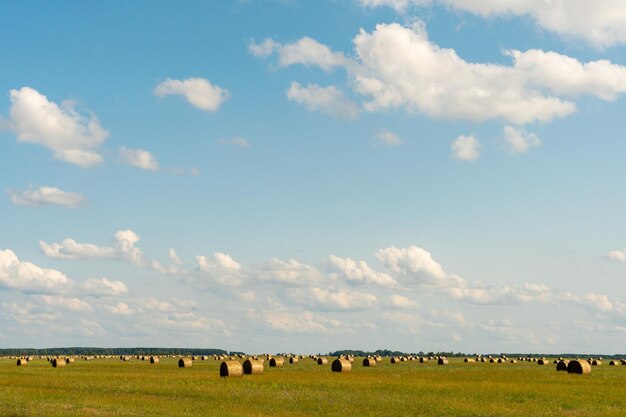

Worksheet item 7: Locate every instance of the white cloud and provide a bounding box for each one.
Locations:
[306,287,378,310]
[217,137,251,148]
[79,278,129,296]
[451,135,480,161]
[8,186,85,208]
[250,310,343,333]
[104,302,134,315]
[255,258,322,286]
[35,295,92,311]
[3,302,62,324]
[358,0,626,48]
[168,248,182,265]
[286,82,359,120]
[390,294,419,309]
[448,282,553,305]
[608,249,626,262]
[6,87,108,167]
[119,147,159,171]
[0,248,70,293]
[329,255,396,287]
[196,252,243,286]
[39,229,144,265]
[374,130,403,146]
[249,37,347,70]
[503,126,541,154]
[154,77,229,112]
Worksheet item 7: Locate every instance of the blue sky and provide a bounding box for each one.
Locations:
[1,0,626,354]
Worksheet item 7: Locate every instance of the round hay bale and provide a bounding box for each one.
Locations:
[510,359,517,364]
[489,358,496,363]
[609,360,620,366]
[556,360,569,371]
[243,359,264,375]
[289,357,299,364]
[317,357,328,365]
[438,358,448,365]
[67,358,75,364]
[592,360,602,366]
[52,358,66,368]
[362,357,377,367]
[220,360,243,377]
[567,360,591,375]
[347,356,354,363]
[537,359,549,365]
[16,358,27,366]
[178,358,192,368]
[150,356,159,364]
[332,358,351,373]
[269,357,284,368]
[391,357,400,364]
[464,358,475,363]
[419,357,428,363]
[497,358,505,363]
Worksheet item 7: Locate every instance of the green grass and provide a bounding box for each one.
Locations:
[1,357,625,416]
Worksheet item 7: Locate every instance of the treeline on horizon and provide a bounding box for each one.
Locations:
[1,347,623,358]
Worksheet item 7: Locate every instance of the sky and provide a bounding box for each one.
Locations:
[1,0,626,354]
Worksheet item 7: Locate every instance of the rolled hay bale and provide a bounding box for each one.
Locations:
[220,360,243,377]
[201,356,209,360]
[289,357,299,364]
[438,358,449,365]
[317,357,328,365]
[123,356,131,362]
[510,360,517,364]
[489,358,496,363]
[363,357,377,367]
[497,358,505,364]
[332,358,352,373]
[150,356,159,364]
[269,357,284,368]
[567,360,591,375]
[537,359,549,365]
[556,360,569,371]
[347,356,354,363]
[621,359,626,365]
[480,357,486,363]
[464,358,475,363]
[178,358,192,368]
[391,357,400,364]
[52,358,66,368]
[592,360,602,366]
[67,358,75,364]
[16,358,27,366]
[243,359,264,375]
[419,357,428,363]
[609,360,620,366]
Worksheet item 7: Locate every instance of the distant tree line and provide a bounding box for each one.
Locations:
[0,347,231,356]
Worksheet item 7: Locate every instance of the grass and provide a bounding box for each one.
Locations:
[1,357,625,416]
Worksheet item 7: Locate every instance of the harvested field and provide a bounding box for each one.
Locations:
[2,356,625,416]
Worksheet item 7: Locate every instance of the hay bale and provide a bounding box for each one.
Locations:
[510,359,517,364]
[592,360,602,366]
[609,360,620,366]
[556,360,569,371]
[220,360,243,377]
[243,359,264,375]
[317,357,328,365]
[270,357,284,368]
[489,358,496,363]
[52,358,66,368]
[150,356,159,364]
[497,358,505,363]
[178,358,192,368]
[464,358,475,363]
[419,357,428,363]
[537,359,549,365]
[362,357,377,367]
[391,357,400,364]
[289,357,299,364]
[567,360,591,375]
[438,358,448,365]
[67,358,75,364]
[332,358,351,373]
[16,358,27,366]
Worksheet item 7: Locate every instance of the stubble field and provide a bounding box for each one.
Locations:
[1,357,625,417]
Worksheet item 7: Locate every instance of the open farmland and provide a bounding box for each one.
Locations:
[1,356,625,417]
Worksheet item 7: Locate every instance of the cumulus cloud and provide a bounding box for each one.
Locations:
[249,37,348,70]
[34,295,92,311]
[374,130,403,146]
[254,258,322,286]
[389,294,419,309]
[287,82,359,120]
[305,287,378,310]
[5,87,108,167]
[329,255,396,287]
[448,282,553,305]
[607,248,626,262]
[358,0,626,48]
[250,309,343,333]
[503,126,541,153]
[154,77,229,112]
[119,147,159,171]
[104,302,134,315]
[79,278,129,296]
[40,230,144,265]
[217,137,251,148]
[196,252,243,286]
[0,248,70,293]
[8,186,85,208]
[451,135,480,161]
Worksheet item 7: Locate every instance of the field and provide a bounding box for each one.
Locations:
[1,357,625,417]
